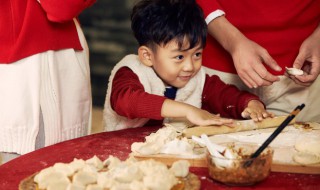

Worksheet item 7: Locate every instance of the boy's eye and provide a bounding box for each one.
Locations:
[195,52,202,57]
[175,55,184,60]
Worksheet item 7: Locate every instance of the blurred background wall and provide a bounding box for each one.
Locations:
[79,0,139,107]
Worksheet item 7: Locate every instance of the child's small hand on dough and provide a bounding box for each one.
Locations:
[241,100,274,122]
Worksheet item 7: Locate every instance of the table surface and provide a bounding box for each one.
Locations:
[0,126,319,190]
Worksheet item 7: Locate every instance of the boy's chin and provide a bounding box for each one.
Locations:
[167,78,191,88]
[172,83,187,89]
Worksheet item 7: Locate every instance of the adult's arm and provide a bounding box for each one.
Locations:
[39,0,96,22]
[208,16,281,88]
[196,0,281,88]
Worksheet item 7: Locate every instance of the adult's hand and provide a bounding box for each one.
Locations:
[207,16,282,88]
[231,37,281,88]
[289,24,320,86]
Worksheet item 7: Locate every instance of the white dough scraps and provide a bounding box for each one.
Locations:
[131,126,195,156]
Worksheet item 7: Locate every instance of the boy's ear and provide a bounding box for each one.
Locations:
[138,46,153,67]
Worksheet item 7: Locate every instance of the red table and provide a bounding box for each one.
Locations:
[0,126,319,189]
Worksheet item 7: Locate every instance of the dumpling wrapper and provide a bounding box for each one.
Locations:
[285,67,303,76]
[293,134,320,165]
[295,135,320,155]
[293,152,320,165]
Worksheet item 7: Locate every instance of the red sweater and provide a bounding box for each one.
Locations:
[196,0,320,75]
[0,0,95,63]
[110,67,260,126]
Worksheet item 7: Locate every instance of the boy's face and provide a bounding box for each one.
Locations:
[149,40,203,88]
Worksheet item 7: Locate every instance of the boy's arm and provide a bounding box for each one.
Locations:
[111,67,233,126]
[202,74,262,119]
[161,99,233,126]
[111,67,165,120]
[39,0,96,22]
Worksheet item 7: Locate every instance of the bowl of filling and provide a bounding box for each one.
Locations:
[206,142,273,186]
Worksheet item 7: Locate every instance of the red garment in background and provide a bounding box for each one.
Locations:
[196,0,320,75]
[0,0,95,63]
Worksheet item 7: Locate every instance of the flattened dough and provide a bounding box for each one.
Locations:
[293,152,320,165]
[294,135,320,165]
[295,135,320,155]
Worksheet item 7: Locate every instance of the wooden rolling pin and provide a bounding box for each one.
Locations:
[183,116,295,137]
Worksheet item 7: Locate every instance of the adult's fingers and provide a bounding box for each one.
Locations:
[238,71,259,88]
[243,64,276,88]
[294,75,316,86]
[237,63,267,88]
[291,61,319,86]
[286,74,312,86]
[260,49,282,72]
[292,51,306,70]
[252,61,280,84]
[240,71,274,88]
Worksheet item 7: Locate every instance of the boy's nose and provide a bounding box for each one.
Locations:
[183,59,194,71]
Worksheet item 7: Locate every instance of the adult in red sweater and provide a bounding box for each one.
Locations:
[0,0,95,163]
[103,0,273,131]
[196,0,320,122]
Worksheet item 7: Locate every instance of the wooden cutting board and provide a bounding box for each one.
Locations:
[134,153,320,174]
[133,121,320,174]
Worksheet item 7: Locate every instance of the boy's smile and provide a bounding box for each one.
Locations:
[148,39,203,88]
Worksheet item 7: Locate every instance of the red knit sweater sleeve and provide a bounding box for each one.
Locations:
[110,67,166,120]
[196,0,221,17]
[201,74,262,119]
[39,0,96,22]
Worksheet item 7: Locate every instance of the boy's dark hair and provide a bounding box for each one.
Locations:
[131,0,207,50]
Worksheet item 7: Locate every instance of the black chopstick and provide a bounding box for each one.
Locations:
[243,103,305,167]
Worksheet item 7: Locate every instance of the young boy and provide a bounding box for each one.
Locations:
[103,0,273,131]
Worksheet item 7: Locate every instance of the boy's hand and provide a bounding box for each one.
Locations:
[186,107,233,126]
[161,99,233,126]
[241,100,274,122]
